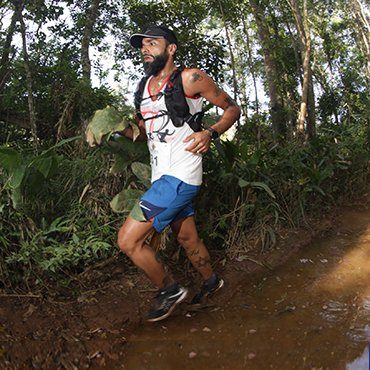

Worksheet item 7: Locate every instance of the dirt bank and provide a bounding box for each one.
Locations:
[0,194,368,369]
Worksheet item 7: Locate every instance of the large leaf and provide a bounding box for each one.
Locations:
[110,188,144,213]
[131,162,151,188]
[40,136,81,156]
[31,156,53,179]
[10,187,22,209]
[8,164,27,189]
[130,201,147,221]
[85,106,137,146]
[105,135,148,156]
[107,139,150,174]
[110,154,131,174]
[0,148,21,171]
[238,178,276,199]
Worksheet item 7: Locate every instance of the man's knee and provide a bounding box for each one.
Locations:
[177,233,200,251]
[117,227,137,257]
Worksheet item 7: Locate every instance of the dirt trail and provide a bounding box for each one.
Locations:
[122,204,370,369]
[0,196,369,369]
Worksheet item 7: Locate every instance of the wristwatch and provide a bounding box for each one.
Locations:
[206,127,219,141]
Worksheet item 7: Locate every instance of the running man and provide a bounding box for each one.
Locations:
[117,25,240,322]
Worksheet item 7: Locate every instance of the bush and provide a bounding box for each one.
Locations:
[197,122,369,256]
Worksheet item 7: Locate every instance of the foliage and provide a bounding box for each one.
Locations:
[114,0,227,80]
[4,215,115,280]
[0,137,79,210]
[85,105,138,146]
[0,0,369,290]
[197,120,369,257]
[0,134,150,287]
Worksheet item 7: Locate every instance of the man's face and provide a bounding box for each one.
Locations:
[141,38,170,76]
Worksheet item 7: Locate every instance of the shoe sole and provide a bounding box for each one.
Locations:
[191,278,225,305]
[205,278,224,299]
[146,288,188,323]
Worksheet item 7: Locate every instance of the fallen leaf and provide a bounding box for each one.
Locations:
[23,304,36,319]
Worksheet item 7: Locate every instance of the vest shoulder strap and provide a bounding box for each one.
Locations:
[134,65,203,132]
[134,75,150,120]
[163,65,190,128]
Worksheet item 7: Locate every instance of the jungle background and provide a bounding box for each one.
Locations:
[0,0,369,367]
[0,0,369,295]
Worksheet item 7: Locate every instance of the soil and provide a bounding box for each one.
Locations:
[0,194,369,369]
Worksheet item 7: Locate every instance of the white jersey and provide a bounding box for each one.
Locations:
[140,74,204,185]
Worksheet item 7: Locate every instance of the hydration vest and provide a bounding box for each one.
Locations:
[134,66,204,132]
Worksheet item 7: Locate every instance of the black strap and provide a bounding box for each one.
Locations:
[134,65,203,132]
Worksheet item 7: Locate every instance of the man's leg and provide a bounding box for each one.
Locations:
[171,216,214,280]
[117,216,188,322]
[117,216,171,288]
[171,216,224,304]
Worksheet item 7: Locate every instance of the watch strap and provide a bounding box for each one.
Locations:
[207,127,219,140]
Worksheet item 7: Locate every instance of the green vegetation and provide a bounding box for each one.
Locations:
[0,0,368,290]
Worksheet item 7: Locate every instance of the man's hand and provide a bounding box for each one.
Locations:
[183,130,212,154]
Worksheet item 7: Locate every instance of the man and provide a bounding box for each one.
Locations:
[117,25,240,322]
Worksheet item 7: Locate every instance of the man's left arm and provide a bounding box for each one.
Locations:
[182,69,241,154]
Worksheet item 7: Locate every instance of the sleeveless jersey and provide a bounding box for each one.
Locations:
[140,75,204,185]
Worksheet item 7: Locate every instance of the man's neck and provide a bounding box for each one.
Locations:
[154,62,177,79]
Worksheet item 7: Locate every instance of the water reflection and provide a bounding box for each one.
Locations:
[320,300,349,322]
[121,207,370,370]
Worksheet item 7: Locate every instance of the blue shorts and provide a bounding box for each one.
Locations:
[132,175,201,232]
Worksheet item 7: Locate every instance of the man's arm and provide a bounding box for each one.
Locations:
[182,68,241,154]
[119,118,147,141]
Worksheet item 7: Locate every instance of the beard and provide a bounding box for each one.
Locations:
[143,50,169,76]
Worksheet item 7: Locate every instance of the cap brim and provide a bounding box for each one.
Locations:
[129,33,164,48]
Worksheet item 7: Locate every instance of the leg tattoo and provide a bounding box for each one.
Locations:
[188,248,200,257]
[196,256,211,269]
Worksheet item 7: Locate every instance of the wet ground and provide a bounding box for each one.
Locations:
[1,200,369,369]
[122,207,370,370]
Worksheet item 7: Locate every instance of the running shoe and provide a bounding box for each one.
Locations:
[146,283,188,322]
[190,274,224,305]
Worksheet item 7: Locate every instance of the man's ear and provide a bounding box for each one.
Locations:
[168,43,177,56]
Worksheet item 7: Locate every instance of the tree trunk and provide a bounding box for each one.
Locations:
[218,0,240,128]
[80,0,101,85]
[249,0,286,140]
[242,16,259,115]
[287,0,315,140]
[16,0,38,146]
[347,0,370,85]
[0,7,17,93]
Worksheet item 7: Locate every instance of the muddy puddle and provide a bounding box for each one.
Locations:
[122,207,370,370]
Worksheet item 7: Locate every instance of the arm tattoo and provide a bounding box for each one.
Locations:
[214,86,222,97]
[190,72,203,83]
[224,96,237,108]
